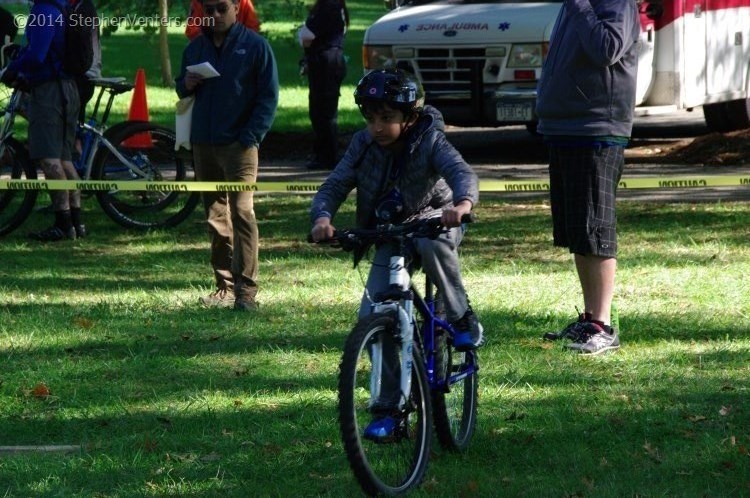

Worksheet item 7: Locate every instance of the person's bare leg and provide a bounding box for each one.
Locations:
[574,254,616,326]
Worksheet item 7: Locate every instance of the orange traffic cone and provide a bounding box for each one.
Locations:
[123,68,152,148]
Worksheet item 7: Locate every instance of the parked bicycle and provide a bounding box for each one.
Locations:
[314,216,480,495]
[0,75,199,237]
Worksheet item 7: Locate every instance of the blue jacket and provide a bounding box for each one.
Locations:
[535,0,640,137]
[6,0,69,86]
[310,106,479,229]
[175,23,279,148]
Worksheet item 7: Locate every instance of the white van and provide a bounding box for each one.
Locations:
[362,0,750,133]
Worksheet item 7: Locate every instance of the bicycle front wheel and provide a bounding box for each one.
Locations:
[0,137,37,237]
[432,328,479,451]
[338,312,431,496]
[92,122,199,229]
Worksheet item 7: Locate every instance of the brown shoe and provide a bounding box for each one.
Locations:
[234,298,259,311]
[199,288,235,308]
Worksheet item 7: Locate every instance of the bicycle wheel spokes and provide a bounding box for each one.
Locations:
[339,313,431,496]
[432,329,478,451]
[0,138,37,237]
[93,122,199,229]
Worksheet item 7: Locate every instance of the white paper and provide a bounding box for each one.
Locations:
[175,96,195,151]
[186,61,220,79]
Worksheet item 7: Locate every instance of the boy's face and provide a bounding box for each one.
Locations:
[363,105,413,149]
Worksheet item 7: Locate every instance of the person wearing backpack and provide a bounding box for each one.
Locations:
[1,0,85,241]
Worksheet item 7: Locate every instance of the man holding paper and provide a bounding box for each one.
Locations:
[176,0,279,312]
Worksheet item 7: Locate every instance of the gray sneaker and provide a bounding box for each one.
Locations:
[566,323,620,355]
[199,289,235,308]
[543,312,591,341]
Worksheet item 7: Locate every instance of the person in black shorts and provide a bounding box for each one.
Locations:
[535,0,640,355]
[2,0,83,241]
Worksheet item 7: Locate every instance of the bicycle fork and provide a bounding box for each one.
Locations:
[369,255,415,413]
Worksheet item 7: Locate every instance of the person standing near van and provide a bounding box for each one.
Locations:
[535,0,639,354]
[298,0,348,170]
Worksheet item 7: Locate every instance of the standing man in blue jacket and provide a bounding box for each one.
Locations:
[2,0,83,241]
[176,0,279,311]
[535,0,639,354]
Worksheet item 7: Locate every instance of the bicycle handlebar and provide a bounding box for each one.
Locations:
[308,213,475,251]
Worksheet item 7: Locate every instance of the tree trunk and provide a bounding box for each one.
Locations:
[158,0,173,86]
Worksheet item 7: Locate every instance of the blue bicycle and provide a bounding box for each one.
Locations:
[318,216,480,495]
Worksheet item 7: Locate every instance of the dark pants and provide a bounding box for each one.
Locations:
[307,47,346,167]
[192,142,260,300]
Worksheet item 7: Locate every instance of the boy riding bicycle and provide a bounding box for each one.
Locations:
[309,68,484,440]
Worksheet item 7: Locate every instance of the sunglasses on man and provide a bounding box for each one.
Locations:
[204,2,230,15]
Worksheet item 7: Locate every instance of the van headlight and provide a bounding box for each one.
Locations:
[507,44,544,68]
[363,45,395,70]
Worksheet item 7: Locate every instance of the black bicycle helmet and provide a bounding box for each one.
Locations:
[354,68,425,117]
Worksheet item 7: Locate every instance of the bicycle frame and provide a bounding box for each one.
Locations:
[367,250,479,412]
[75,82,150,181]
[77,122,151,180]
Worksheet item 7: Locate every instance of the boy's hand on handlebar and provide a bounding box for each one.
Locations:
[441,200,473,228]
[311,217,335,242]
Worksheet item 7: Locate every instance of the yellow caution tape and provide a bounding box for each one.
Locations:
[0,176,748,193]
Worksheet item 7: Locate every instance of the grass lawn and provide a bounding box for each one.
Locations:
[2,3,749,496]
[0,196,748,496]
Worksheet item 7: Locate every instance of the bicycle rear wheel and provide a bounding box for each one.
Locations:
[92,122,199,229]
[338,312,431,496]
[0,137,37,237]
[432,328,479,451]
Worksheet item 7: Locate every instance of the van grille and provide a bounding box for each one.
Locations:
[409,47,487,89]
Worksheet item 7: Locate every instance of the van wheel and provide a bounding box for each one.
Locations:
[725,98,750,130]
[703,102,733,133]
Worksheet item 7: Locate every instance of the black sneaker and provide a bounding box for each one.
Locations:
[74,224,87,239]
[28,226,76,242]
[566,323,620,355]
[452,306,485,351]
[543,312,591,341]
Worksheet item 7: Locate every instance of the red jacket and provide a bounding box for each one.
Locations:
[185,0,260,40]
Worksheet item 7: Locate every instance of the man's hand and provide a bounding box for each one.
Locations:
[441,200,473,228]
[311,217,335,242]
[184,71,203,92]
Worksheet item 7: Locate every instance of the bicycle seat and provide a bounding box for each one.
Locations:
[90,77,134,95]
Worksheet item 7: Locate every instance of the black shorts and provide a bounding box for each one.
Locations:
[548,145,624,258]
[27,79,79,161]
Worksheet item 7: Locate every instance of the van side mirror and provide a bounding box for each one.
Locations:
[384,0,403,10]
